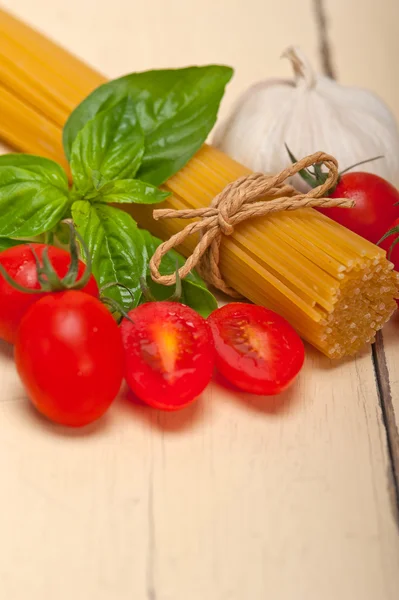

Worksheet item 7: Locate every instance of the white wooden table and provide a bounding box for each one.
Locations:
[0,2,398,599]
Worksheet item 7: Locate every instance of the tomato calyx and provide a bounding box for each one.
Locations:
[0,223,135,323]
[0,222,93,295]
[285,144,384,194]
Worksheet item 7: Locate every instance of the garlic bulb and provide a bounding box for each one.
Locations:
[213,47,399,189]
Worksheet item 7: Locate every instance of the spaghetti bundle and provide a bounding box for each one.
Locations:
[0,8,397,358]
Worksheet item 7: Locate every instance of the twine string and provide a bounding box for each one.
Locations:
[149,152,354,297]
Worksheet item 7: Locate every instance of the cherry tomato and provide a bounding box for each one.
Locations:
[0,244,99,344]
[121,302,215,411]
[317,172,399,245]
[15,291,123,427]
[208,303,304,395]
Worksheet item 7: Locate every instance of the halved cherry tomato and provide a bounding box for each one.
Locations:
[120,302,215,410]
[318,172,399,245]
[15,291,123,427]
[208,303,304,395]
[0,244,98,344]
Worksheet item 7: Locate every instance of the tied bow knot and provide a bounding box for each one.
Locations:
[149,152,355,297]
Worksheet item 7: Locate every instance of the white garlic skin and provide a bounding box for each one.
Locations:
[213,47,399,190]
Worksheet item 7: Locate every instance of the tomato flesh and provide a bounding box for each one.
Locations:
[317,172,399,245]
[208,303,304,395]
[15,291,123,427]
[121,302,215,410]
[0,244,99,344]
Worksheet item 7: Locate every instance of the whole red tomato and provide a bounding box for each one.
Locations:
[0,244,99,344]
[15,291,123,427]
[317,172,399,245]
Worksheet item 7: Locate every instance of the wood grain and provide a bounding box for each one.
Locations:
[1,2,399,599]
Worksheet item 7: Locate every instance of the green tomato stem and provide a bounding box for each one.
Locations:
[0,222,94,295]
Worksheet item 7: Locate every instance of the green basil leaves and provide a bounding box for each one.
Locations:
[62,65,230,310]
[93,179,169,205]
[0,238,23,252]
[70,97,145,194]
[0,155,69,238]
[63,65,234,185]
[0,65,230,315]
[71,201,147,308]
[68,96,171,205]
[70,204,216,314]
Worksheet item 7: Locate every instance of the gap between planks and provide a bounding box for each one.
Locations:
[312,0,399,514]
[372,335,399,519]
[312,0,336,79]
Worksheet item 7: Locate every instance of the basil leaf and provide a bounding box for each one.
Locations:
[71,201,147,308]
[0,155,69,237]
[139,276,217,318]
[0,238,23,252]
[140,229,205,287]
[179,280,218,317]
[63,65,233,185]
[0,154,64,174]
[139,229,217,316]
[70,97,145,195]
[96,179,169,204]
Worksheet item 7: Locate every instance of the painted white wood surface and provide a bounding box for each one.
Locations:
[1,339,399,600]
[0,2,399,599]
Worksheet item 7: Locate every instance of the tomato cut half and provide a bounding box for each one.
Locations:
[121,302,215,411]
[208,303,305,395]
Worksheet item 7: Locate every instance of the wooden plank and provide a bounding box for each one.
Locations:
[1,342,399,599]
[1,2,399,599]
[324,0,399,510]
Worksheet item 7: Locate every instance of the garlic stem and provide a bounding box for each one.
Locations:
[283,46,316,89]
